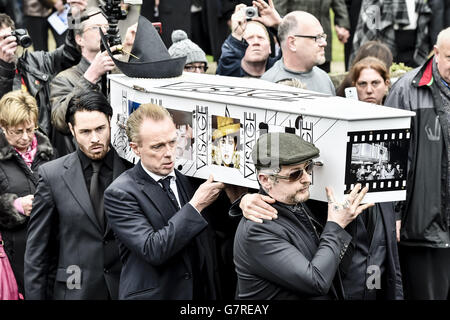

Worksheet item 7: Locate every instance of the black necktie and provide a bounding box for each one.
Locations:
[90,161,104,229]
[159,176,180,210]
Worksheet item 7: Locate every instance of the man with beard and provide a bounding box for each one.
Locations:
[261,11,336,95]
[24,90,133,300]
[233,132,373,299]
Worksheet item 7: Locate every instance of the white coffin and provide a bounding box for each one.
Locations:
[108,72,415,203]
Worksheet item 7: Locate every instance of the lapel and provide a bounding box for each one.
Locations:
[133,162,178,226]
[62,153,103,234]
[134,163,195,273]
[103,150,128,237]
[175,173,207,270]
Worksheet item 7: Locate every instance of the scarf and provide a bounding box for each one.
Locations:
[14,134,37,168]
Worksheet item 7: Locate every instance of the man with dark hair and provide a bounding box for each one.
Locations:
[0,0,85,139]
[24,90,132,300]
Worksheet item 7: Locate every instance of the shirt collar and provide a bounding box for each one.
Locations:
[77,146,114,170]
[140,161,176,183]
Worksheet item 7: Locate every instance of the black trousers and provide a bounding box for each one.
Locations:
[399,245,450,300]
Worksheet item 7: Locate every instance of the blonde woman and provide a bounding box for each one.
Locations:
[0,90,54,298]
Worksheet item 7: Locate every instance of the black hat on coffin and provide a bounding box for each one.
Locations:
[100,15,186,78]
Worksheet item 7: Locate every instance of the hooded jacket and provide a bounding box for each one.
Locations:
[384,56,449,248]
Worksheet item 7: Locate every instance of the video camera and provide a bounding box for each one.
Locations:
[7,29,32,48]
[98,0,142,46]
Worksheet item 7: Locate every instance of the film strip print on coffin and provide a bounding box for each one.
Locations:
[344,129,410,193]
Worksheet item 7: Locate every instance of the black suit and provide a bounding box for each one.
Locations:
[24,149,132,300]
[104,162,220,300]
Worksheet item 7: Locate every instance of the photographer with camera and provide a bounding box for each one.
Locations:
[216,0,281,78]
[50,9,137,156]
[0,0,87,142]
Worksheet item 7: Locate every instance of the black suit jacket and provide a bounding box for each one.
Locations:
[104,162,219,300]
[233,196,352,300]
[24,150,131,300]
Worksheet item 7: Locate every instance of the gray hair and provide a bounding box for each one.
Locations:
[74,8,103,37]
[277,13,298,47]
[436,26,450,48]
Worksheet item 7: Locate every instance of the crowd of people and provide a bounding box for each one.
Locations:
[0,0,449,302]
[352,163,403,182]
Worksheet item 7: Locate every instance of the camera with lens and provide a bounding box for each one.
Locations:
[11,29,32,48]
[99,0,142,47]
[244,6,259,19]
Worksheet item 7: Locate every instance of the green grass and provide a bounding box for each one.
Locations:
[330,9,345,63]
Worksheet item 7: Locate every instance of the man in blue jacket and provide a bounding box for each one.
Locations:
[216,1,279,78]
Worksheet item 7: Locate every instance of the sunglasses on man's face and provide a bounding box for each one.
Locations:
[271,161,314,182]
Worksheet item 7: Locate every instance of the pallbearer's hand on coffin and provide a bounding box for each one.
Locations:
[189,175,225,212]
[326,183,374,228]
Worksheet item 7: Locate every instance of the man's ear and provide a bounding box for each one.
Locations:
[68,122,75,137]
[75,33,83,48]
[258,173,272,191]
[287,36,297,52]
[434,45,440,60]
[130,141,140,157]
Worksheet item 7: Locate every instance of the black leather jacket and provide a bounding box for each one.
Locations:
[0,25,81,136]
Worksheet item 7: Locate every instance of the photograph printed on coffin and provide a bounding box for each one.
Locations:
[211,115,241,169]
[167,108,194,161]
[345,129,410,193]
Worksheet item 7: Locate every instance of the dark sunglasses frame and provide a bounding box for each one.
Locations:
[271,161,314,182]
[184,64,208,72]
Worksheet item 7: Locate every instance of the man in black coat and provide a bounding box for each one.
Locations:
[104,103,226,300]
[233,132,372,299]
[24,90,133,300]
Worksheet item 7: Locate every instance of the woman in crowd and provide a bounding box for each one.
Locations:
[349,56,391,105]
[337,40,393,99]
[0,90,54,299]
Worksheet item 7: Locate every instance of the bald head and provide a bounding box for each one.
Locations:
[434,27,450,84]
[277,11,326,72]
[278,11,321,48]
[436,27,450,48]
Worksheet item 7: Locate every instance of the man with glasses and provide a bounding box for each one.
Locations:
[233,132,373,299]
[261,11,336,95]
[50,8,135,156]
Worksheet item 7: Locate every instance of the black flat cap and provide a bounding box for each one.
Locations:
[252,132,320,169]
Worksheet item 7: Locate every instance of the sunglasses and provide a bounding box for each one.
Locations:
[271,161,314,182]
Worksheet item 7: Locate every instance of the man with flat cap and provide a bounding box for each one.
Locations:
[233,132,373,299]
